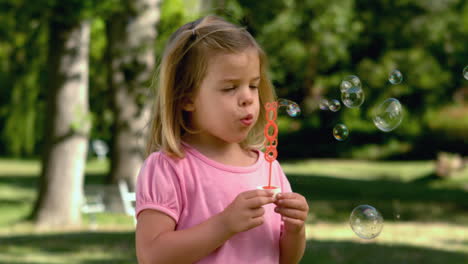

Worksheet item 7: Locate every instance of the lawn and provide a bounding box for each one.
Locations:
[0,158,467,263]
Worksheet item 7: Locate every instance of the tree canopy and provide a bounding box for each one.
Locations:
[1,0,467,160]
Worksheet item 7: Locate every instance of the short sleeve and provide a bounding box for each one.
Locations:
[135,152,183,223]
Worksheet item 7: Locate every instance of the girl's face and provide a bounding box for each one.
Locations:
[184,48,261,146]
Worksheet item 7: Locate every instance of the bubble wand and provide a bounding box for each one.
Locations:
[263,101,279,189]
[258,99,299,195]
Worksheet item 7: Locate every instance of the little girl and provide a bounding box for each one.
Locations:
[135,15,309,264]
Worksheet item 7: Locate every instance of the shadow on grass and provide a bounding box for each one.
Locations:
[1,170,468,224]
[301,239,468,264]
[0,231,136,264]
[288,173,468,223]
[0,232,467,264]
[0,198,26,206]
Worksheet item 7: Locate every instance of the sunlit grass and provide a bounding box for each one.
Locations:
[0,158,467,263]
[306,222,468,253]
[282,159,468,182]
[0,157,109,176]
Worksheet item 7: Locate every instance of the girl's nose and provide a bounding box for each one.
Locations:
[239,87,254,106]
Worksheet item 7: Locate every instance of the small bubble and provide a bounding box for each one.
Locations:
[319,98,330,111]
[463,66,468,80]
[389,70,403,85]
[333,123,349,141]
[328,99,341,112]
[286,104,300,117]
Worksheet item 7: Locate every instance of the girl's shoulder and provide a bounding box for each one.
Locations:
[146,150,181,166]
[144,149,192,172]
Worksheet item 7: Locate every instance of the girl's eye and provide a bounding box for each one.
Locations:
[249,85,258,89]
[223,87,236,92]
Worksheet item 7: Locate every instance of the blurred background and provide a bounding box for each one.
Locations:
[0,0,467,263]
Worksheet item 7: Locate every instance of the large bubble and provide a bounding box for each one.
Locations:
[340,75,361,92]
[349,205,384,239]
[463,66,468,80]
[372,98,403,132]
[341,86,365,108]
[278,99,301,117]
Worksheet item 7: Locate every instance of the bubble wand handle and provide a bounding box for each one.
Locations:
[264,102,278,188]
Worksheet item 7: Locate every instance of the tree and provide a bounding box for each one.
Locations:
[105,0,161,187]
[199,0,226,14]
[0,1,48,157]
[31,4,91,227]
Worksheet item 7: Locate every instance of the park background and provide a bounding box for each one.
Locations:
[0,0,467,263]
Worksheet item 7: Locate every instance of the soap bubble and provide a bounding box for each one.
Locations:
[463,66,468,80]
[340,75,361,92]
[341,86,365,108]
[333,123,349,141]
[319,98,330,111]
[349,205,384,239]
[372,98,403,132]
[278,99,301,117]
[328,99,341,112]
[389,70,403,85]
[286,104,300,117]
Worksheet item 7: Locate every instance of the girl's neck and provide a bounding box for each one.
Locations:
[182,135,258,167]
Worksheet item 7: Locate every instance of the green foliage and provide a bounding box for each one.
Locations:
[425,105,468,141]
[155,0,200,58]
[1,0,467,159]
[230,0,468,159]
[88,18,112,142]
[0,0,48,157]
[0,0,121,156]
[70,107,93,135]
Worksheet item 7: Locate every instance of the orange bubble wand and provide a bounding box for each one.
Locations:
[263,101,278,189]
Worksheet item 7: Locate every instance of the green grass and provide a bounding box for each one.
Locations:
[282,159,468,224]
[282,159,468,263]
[0,158,467,263]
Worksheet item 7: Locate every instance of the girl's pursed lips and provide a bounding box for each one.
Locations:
[240,114,254,126]
[241,114,253,120]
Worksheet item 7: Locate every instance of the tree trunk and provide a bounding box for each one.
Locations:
[31,20,91,228]
[106,0,160,189]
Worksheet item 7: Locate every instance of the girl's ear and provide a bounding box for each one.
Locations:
[183,99,195,112]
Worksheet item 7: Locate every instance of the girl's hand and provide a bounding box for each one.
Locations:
[274,192,309,234]
[220,190,276,235]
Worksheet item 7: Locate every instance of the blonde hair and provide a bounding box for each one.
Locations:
[146,15,276,158]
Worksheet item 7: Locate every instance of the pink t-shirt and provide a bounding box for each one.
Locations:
[136,143,292,264]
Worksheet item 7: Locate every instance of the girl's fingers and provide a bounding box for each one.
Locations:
[250,207,265,218]
[282,216,304,226]
[243,189,274,199]
[275,198,309,211]
[274,207,307,221]
[246,196,275,208]
[250,215,266,228]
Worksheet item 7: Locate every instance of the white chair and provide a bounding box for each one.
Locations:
[82,186,106,229]
[118,179,137,225]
